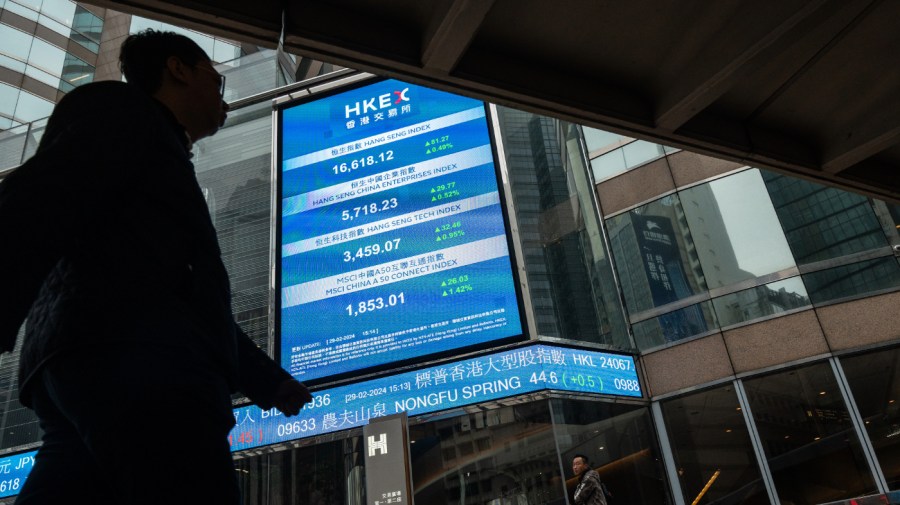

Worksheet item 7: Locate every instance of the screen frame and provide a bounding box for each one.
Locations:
[271,74,530,387]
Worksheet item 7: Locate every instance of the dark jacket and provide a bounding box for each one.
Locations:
[574,469,608,505]
[0,81,289,410]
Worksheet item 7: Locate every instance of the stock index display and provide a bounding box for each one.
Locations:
[278,78,524,382]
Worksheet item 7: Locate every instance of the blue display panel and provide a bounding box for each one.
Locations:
[0,450,35,498]
[228,344,641,452]
[278,78,525,382]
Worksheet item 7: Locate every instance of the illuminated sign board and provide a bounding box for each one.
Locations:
[0,450,35,498]
[229,344,641,452]
[278,78,525,382]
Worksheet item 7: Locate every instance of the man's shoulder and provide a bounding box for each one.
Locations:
[52,81,155,119]
[60,81,144,103]
[40,81,163,151]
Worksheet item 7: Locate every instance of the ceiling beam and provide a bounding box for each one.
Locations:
[421,0,495,74]
[654,0,829,131]
[821,106,900,175]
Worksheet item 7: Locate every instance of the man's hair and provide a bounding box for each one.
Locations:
[573,454,590,465]
[119,29,209,94]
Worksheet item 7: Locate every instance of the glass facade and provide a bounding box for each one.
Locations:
[842,348,900,490]
[743,363,878,504]
[234,436,362,505]
[0,16,899,505]
[711,277,810,329]
[496,109,629,349]
[410,402,564,505]
[552,399,670,505]
[604,162,898,350]
[763,173,888,265]
[0,0,103,129]
[193,101,273,352]
[583,127,676,182]
[662,385,769,505]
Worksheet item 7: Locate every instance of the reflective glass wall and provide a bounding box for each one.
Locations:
[842,347,900,491]
[0,0,103,129]
[553,399,670,505]
[603,163,899,351]
[496,109,629,349]
[657,345,900,505]
[661,384,770,505]
[743,363,877,504]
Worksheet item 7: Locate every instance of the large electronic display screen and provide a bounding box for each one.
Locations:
[278,78,525,383]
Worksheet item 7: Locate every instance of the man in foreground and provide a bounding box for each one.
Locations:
[573,454,609,505]
[0,30,311,504]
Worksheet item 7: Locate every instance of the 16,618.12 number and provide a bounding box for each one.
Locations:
[331,150,394,174]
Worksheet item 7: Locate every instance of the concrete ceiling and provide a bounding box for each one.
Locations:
[84,0,900,202]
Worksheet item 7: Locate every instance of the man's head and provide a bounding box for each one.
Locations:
[572,454,591,477]
[119,29,228,141]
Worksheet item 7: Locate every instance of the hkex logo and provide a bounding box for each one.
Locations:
[345,88,410,118]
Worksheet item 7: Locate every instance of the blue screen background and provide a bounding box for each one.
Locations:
[279,79,524,382]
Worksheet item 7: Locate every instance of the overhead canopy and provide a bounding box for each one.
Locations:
[84,0,900,202]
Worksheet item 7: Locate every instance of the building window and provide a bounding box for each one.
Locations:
[409,402,567,505]
[711,277,810,328]
[631,301,718,349]
[234,436,359,505]
[679,169,796,290]
[742,362,878,504]
[497,108,629,347]
[763,172,889,265]
[608,193,714,346]
[841,347,900,491]
[193,106,272,345]
[552,398,671,505]
[803,256,900,305]
[661,384,770,505]
[608,194,707,313]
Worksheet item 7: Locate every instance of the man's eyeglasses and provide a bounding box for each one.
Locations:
[195,65,226,96]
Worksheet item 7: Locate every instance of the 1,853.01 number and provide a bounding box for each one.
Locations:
[346,292,405,316]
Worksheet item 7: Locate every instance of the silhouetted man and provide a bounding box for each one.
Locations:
[573,454,608,505]
[0,30,312,504]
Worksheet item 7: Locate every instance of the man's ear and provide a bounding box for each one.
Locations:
[164,56,191,85]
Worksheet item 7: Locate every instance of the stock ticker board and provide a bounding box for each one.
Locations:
[278,78,525,383]
[229,344,642,452]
